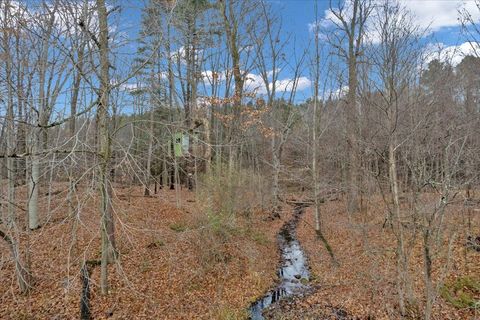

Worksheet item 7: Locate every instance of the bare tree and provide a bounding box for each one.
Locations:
[249,0,295,212]
[218,0,256,173]
[96,0,116,294]
[311,0,338,264]
[0,0,31,293]
[367,1,422,314]
[328,0,373,213]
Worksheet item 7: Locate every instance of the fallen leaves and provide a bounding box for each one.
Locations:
[285,194,480,319]
[0,184,286,319]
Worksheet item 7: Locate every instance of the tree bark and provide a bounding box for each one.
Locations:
[219,0,244,174]
[346,25,359,214]
[96,0,116,295]
[144,100,155,196]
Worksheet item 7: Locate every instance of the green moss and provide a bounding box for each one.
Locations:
[140,260,152,273]
[441,276,480,309]
[249,231,270,245]
[214,305,248,320]
[187,281,202,292]
[169,222,188,232]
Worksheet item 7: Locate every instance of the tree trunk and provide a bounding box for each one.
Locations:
[0,229,30,293]
[144,101,155,196]
[162,151,168,189]
[219,0,244,175]
[271,137,280,212]
[346,55,359,213]
[311,0,337,265]
[28,135,40,230]
[389,140,406,315]
[1,22,31,293]
[70,43,84,140]
[423,229,434,320]
[96,0,116,295]
[203,117,212,174]
[389,115,415,315]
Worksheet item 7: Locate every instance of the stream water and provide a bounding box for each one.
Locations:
[249,205,310,320]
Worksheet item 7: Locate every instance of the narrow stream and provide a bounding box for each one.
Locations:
[249,205,310,320]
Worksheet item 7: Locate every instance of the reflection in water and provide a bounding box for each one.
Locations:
[249,207,310,320]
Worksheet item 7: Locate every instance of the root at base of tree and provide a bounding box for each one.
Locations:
[80,260,101,320]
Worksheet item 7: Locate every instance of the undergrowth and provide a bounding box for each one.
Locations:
[440,276,480,309]
[192,165,270,270]
[212,305,248,320]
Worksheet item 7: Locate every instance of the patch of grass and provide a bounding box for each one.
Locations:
[248,230,270,246]
[169,222,188,232]
[441,276,480,309]
[187,281,202,292]
[197,164,269,222]
[140,259,152,273]
[207,211,238,239]
[12,312,34,320]
[193,213,238,271]
[213,305,248,320]
[192,165,271,274]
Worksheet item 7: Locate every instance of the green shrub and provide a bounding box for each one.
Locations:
[197,164,269,221]
[193,165,270,271]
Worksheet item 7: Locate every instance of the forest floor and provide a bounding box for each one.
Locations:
[0,183,290,319]
[265,195,480,320]
[1,184,479,319]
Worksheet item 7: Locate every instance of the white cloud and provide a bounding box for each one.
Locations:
[171,46,186,60]
[158,71,168,80]
[331,85,349,99]
[315,2,379,43]
[118,83,144,92]
[240,45,254,53]
[296,77,312,91]
[400,0,480,32]
[201,70,227,83]
[424,41,480,66]
[308,20,331,33]
[267,68,280,77]
[316,1,357,32]
[0,1,25,20]
[315,0,480,41]
[196,96,211,107]
[272,77,311,92]
[244,73,265,93]
[244,72,311,94]
[171,46,203,65]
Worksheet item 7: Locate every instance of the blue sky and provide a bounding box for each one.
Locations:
[271,0,479,62]
[8,0,477,118]
[271,0,476,46]
[265,0,480,99]
[114,0,480,105]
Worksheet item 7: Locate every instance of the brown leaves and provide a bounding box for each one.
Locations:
[290,197,480,319]
[0,185,284,319]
